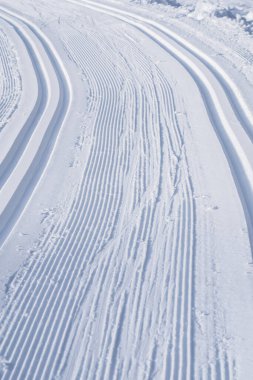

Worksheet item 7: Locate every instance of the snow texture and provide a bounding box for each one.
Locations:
[0,0,253,379]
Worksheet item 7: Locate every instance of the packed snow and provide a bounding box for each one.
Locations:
[0,0,253,379]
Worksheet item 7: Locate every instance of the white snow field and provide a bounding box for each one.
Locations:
[0,0,253,379]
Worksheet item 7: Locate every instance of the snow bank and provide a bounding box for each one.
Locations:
[133,0,253,34]
[214,6,253,34]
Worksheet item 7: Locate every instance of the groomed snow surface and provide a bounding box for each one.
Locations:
[0,0,253,379]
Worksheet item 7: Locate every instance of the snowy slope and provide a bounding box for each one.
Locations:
[0,0,253,379]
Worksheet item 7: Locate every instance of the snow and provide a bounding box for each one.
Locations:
[0,0,253,379]
[133,0,253,33]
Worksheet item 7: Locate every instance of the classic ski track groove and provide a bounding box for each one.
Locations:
[0,13,47,189]
[0,6,72,247]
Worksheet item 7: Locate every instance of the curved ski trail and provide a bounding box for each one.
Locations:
[0,6,72,246]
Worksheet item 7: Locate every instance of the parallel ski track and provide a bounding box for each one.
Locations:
[0,14,197,380]
[0,26,21,131]
[0,13,47,189]
[0,7,72,245]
